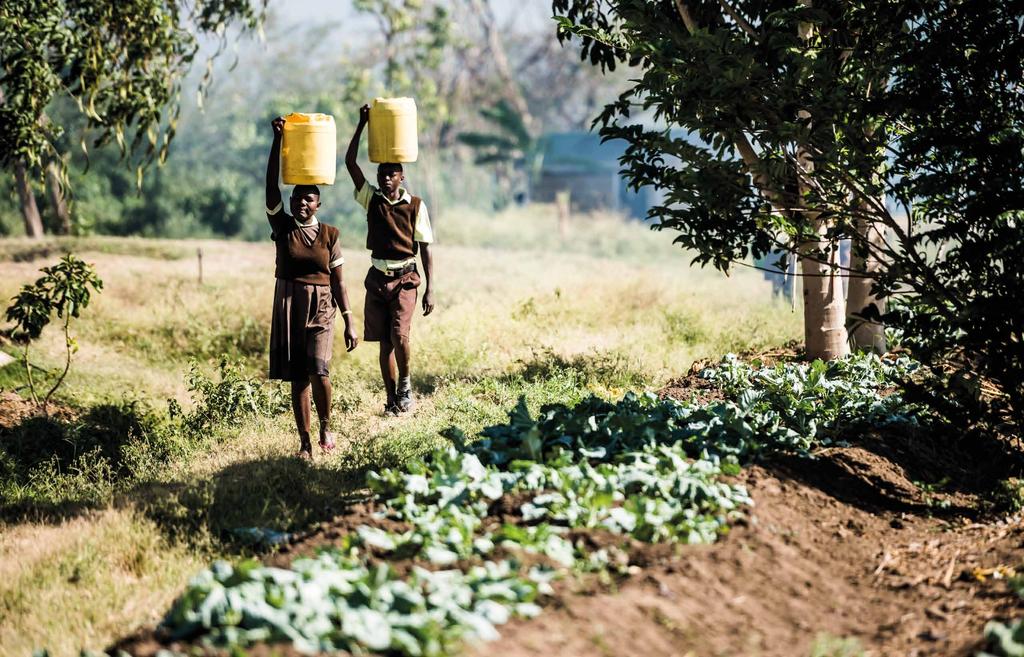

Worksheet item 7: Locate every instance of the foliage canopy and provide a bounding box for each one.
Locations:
[552,0,1024,436]
[0,0,265,177]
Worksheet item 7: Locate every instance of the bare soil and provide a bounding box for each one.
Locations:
[111,359,1024,657]
[474,458,1021,657]
[470,366,1023,657]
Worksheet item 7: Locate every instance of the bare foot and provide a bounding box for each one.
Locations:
[318,429,336,453]
[298,434,313,460]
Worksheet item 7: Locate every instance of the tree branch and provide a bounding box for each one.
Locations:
[718,0,758,40]
[673,0,698,33]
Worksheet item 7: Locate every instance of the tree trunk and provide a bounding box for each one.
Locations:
[45,160,71,235]
[467,0,535,133]
[14,161,44,239]
[799,227,850,360]
[846,213,887,354]
[795,1,847,360]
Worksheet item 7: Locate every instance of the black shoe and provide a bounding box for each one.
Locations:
[395,382,416,413]
[384,397,400,417]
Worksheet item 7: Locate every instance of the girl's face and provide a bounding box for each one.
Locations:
[290,191,320,220]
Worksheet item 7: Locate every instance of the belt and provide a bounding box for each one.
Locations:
[381,262,416,277]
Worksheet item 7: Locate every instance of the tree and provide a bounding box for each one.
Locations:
[551,0,906,360]
[0,0,265,237]
[553,0,1024,435]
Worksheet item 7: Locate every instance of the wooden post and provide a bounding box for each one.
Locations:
[556,190,571,240]
[197,247,203,285]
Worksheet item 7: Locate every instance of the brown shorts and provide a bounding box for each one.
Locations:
[269,279,336,381]
[363,266,420,343]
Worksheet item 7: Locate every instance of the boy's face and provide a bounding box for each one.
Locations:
[377,165,404,196]
[290,190,320,220]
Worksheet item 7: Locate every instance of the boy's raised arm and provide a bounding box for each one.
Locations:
[266,116,285,213]
[346,104,369,191]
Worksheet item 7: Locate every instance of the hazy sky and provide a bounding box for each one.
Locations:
[267,0,554,35]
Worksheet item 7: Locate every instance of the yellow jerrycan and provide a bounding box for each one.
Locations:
[281,113,337,185]
[369,97,418,163]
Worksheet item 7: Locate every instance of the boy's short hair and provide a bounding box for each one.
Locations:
[292,184,321,198]
[377,163,404,174]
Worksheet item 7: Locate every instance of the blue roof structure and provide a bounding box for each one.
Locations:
[540,132,626,175]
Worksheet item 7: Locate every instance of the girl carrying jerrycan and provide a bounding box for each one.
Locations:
[266,114,358,460]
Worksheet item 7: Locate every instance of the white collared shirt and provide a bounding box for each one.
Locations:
[353,182,433,272]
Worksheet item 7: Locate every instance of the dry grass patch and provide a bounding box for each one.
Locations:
[0,509,204,657]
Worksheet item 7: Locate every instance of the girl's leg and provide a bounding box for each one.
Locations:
[290,379,313,457]
[309,374,334,449]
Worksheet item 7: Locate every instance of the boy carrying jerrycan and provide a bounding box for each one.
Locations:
[346,99,435,417]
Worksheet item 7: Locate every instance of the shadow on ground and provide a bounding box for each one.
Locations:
[126,457,369,550]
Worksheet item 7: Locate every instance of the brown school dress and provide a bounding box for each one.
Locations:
[266,206,343,381]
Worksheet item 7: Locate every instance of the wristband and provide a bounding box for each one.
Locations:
[341,310,353,316]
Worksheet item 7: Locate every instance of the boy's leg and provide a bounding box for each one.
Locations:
[394,334,411,379]
[379,339,398,413]
[309,374,334,449]
[290,379,313,457]
[393,330,415,412]
[390,270,420,413]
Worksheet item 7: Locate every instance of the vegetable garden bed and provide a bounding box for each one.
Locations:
[108,353,1023,657]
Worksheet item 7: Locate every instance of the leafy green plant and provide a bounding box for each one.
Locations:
[4,254,102,410]
[172,359,288,436]
[981,619,1024,657]
[1008,575,1024,601]
[162,553,546,656]
[990,478,1024,515]
[157,352,916,655]
[913,477,952,511]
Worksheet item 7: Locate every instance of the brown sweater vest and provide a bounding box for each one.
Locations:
[273,222,338,285]
[366,194,421,260]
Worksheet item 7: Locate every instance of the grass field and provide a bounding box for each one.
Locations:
[0,204,801,656]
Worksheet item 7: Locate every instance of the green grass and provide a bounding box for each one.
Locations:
[0,205,801,655]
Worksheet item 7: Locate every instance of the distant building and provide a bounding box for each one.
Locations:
[532,132,659,219]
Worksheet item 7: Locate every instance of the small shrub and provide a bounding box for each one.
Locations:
[663,310,704,344]
[518,348,649,392]
[3,254,103,410]
[0,398,182,510]
[174,359,288,436]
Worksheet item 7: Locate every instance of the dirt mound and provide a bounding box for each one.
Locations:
[0,390,76,429]
[477,455,1022,657]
